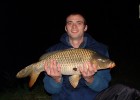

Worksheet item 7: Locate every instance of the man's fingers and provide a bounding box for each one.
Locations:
[57,64,61,72]
[88,62,93,72]
[93,63,97,72]
[45,62,51,75]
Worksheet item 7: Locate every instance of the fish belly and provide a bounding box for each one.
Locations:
[60,63,82,75]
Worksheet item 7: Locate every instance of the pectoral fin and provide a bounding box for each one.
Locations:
[69,75,81,88]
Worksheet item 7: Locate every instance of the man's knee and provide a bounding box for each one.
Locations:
[96,84,140,100]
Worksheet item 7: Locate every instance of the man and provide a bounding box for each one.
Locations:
[43,12,111,100]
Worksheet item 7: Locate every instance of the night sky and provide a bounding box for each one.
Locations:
[0,0,140,91]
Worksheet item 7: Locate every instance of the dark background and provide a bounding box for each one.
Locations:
[0,0,140,91]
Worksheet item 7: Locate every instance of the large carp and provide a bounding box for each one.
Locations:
[16,48,115,88]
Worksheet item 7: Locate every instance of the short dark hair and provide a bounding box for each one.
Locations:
[65,12,87,25]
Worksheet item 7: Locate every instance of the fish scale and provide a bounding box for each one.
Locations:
[16,48,115,88]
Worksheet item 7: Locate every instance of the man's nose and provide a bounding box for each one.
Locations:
[72,24,77,28]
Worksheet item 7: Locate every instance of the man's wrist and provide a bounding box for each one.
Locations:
[84,76,94,84]
[53,77,62,83]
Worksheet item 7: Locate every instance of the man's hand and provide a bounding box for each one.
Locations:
[79,62,97,84]
[44,60,62,83]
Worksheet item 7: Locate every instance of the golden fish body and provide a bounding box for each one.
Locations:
[16,48,115,88]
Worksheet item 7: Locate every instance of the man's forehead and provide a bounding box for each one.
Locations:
[66,17,84,23]
[66,15,84,22]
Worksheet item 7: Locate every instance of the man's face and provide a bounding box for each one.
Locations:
[65,14,87,39]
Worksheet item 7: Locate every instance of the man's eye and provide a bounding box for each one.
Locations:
[67,22,72,25]
[77,22,84,25]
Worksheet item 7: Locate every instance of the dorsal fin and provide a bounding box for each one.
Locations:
[39,48,75,61]
[39,51,59,61]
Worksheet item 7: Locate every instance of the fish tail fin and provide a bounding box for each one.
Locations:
[29,72,40,88]
[16,61,45,88]
[16,64,33,78]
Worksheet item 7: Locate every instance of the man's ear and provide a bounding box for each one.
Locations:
[84,25,88,31]
[65,26,67,32]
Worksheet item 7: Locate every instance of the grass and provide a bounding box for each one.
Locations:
[0,83,51,100]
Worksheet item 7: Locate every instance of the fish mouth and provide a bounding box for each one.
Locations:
[109,62,116,68]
